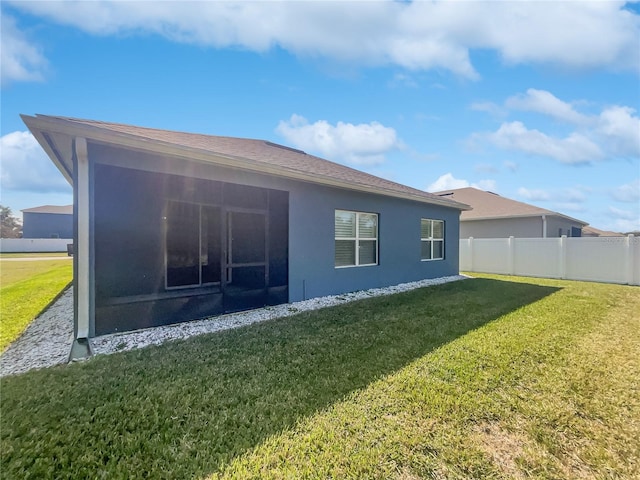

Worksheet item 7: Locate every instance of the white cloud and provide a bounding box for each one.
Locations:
[480,121,603,164]
[606,205,640,232]
[470,101,506,118]
[596,106,640,157]
[427,173,470,192]
[611,179,640,203]
[426,173,495,192]
[474,163,498,174]
[389,73,418,88]
[560,187,589,203]
[473,89,640,162]
[275,114,400,166]
[553,202,586,213]
[518,185,591,204]
[6,0,639,81]
[503,160,518,172]
[476,179,497,191]
[0,14,48,87]
[518,187,550,202]
[612,218,640,232]
[608,205,637,220]
[505,89,590,125]
[478,1,639,72]
[0,131,70,192]
[515,186,592,222]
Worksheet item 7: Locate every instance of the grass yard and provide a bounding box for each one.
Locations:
[0,252,70,258]
[1,274,638,479]
[0,259,72,352]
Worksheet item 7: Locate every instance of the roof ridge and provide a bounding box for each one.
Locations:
[433,187,587,224]
[42,115,254,142]
[24,114,471,211]
[48,115,454,204]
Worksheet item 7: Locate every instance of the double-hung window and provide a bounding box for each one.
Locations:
[335,210,378,267]
[421,219,444,261]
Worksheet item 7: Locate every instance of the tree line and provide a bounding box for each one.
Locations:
[1,205,23,238]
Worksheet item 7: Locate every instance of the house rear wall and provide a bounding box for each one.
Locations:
[461,217,583,238]
[461,217,542,238]
[89,143,461,332]
[545,216,584,237]
[287,181,460,301]
[22,212,73,239]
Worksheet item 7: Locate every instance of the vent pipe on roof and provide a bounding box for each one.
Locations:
[264,141,306,155]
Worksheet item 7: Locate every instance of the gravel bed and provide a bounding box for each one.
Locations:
[1,275,469,376]
[91,275,469,356]
[0,288,74,377]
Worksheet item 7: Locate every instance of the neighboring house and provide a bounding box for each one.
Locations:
[582,226,623,237]
[21,205,73,239]
[433,187,588,239]
[23,114,469,352]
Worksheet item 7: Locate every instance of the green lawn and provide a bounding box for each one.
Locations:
[0,259,72,352]
[1,275,638,479]
[0,252,70,258]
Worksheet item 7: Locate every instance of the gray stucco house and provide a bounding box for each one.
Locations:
[434,187,588,239]
[23,114,469,352]
[21,204,73,239]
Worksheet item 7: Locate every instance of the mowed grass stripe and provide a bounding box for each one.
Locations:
[0,252,70,258]
[1,275,638,479]
[0,258,71,287]
[0,260,72,352]
[210,276,639,479]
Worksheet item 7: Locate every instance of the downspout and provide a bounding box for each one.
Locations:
[542,214,547,238]
[69,137,93,361]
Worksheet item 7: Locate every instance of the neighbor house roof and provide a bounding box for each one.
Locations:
[432,187,588,225]
[21,114,470,211]
[21,205,73,215]
[582,226,622,237]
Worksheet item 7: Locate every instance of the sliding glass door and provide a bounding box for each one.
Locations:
[165,202,221,288]
[165,202,269,310]
[224,210,268,310]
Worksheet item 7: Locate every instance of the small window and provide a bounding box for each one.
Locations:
[335,210,378,267]
[421,219,444,261]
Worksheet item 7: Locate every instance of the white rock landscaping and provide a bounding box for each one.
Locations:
[1,275,468,377]
[0,288,74,377]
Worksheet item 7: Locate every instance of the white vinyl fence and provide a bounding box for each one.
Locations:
[0,238,73,253]
[460,235,639,286]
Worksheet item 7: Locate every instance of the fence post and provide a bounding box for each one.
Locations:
[468,237,474,272]
[626,234,635,285]
[508,236,515,275]
[560,235,567,279]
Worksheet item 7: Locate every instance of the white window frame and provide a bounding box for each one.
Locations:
[335,210,379,268]
[421,218,445,261]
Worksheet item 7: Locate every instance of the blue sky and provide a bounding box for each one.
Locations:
[1,1,639,232]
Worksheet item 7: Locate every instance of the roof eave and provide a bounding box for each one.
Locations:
[22,114,471,211]
[21,114,73,184]
[462,213,588,226]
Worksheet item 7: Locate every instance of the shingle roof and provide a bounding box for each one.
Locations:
[582,226,622,237]
[21,115,470,211]
[432,187,588,225]
[21,205,73,215]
